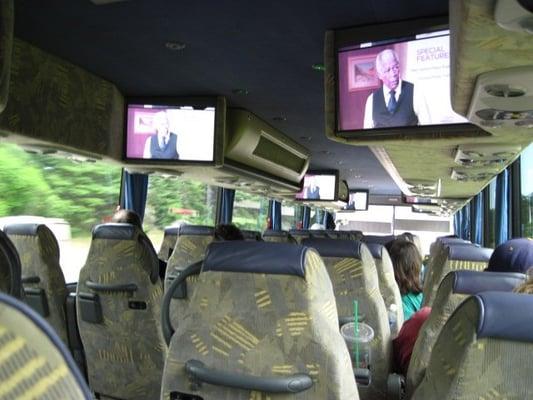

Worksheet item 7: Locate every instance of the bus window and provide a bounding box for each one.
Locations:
[487,179,497,248]
[143,174,217,249]
[281,203,304,230]
[0,142,122,283]
[232,191,269,231]
[521,143,533,237]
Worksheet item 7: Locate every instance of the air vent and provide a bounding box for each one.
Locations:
[495,0,533,33]
[404,179,441,197]
[451,169,496,182]
[485,84,525,98]
[454,144,520,167]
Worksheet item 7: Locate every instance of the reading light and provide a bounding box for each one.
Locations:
[165,41,186,51]
[272,116,287,121]
[311,63,325,71]
[232,88,249,95]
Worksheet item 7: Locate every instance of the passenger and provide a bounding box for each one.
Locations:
[214,223,244,241]
[388,240,424,321]
[392,306,431,375]
[485,238,533,274]
[142,110,180,159]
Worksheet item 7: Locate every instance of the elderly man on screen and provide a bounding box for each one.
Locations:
[143,110,180,159]
[363,49,430,129]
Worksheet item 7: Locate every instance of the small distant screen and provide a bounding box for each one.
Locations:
[126,104,215,161]
[337,30,467,132]
[347,191,369,211]
[295,174,337,201]
[404,195,438,205]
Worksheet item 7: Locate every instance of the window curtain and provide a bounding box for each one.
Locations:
[302,206,311,229]
[472,193,484,245]
[270,200,282,231]
[495,168,510,245]
[453,205,471,241]
[219,188,235,224]
[119,170,148,221]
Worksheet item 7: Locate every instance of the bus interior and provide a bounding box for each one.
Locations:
[1,0,533,399]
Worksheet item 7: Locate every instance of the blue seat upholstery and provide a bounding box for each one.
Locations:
[0,229,22,298]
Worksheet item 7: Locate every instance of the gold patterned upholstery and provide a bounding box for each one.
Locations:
[158,226,180,262]
[161,241,359,399]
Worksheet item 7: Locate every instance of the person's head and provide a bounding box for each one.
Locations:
[215,224,244,241]
[388,239,423,295]
[514,278,533,294]
[486,238,533,274]
[375,49,400,91]
[152,111,170,141]
[111,209,142,230]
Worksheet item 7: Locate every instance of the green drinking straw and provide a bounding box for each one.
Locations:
[353,300,360,368]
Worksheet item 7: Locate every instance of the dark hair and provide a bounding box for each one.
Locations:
[111,209,142,229]
[388,240,423,296]
[486,238,533,274]
[215,224,244,241]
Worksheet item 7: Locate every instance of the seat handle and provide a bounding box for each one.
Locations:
[21,275,40,284]
[185,359,313,393]
[85,280,137,293]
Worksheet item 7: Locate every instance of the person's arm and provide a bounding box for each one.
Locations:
[143,137,152,158]
[413,85,432,125]
[363,94,374,129]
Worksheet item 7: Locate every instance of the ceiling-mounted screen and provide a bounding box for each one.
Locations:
[295,171,339,201]
[124,97,224,165]
[327,17,484,141]
[349,190,369,211]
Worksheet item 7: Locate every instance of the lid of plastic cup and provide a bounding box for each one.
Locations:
[340,322,374,341]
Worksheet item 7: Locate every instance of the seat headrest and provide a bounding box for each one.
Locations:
[4,223,43,236]
[203,241,307,277]
[438,237,470,245]
[362,235,395,245]
[474,291,533,342]
[448,245,492,262]
[241,230,261,240]
[163,226,180,235]
[365,242,384,259]
[263,230,290,238]
[92,223,139,240]
[178,225,214,236]
[0,230,22,298]
[302,238,363,258]
[450,270,526,295]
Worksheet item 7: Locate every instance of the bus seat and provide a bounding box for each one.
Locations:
[411,291,533,400]
[164,225,214,331]
[4,223,68,344]
[0,292,92,399]
[365,242,404,335]
[407,270,526,396]
[241,229,262,241]
[262,229,297,243]
[0,229,22,298]
[161,241,359,400]
[288,229,311,243]
[422,244,492,307]
[362,235,396,246]
[158,226,180,262]
[302,238,391,400]
[77,223,165,400]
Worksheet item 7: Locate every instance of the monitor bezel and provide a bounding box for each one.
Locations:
[123,96,225,166]
[329,16,487,141]
[295,169,340,202]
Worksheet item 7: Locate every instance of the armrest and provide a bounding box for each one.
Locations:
[185,359,313,393]
[85,280,137,293]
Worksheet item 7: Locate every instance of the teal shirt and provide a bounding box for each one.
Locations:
[401,292,423,321]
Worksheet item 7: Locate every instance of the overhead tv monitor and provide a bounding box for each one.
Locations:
[124,96,225,165]
[325,17,487,141]
[346,189,369,211]
[403,194,439,205]
[295,170,339,201]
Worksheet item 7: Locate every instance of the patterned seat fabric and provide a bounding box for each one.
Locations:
[302,238,391,400]
[422,244,492,307]
[77,223,166,400]
[158,226,180,262]
[0,292,92,399]
[4,223,68,344]
[262,230,296,243]
[241,229,262,241]
[407,270,526,396]
[164,225,215,328]
[412,291,533,400]
[365,242,404,335]
[0,229,22,298]
[162,241,359,399]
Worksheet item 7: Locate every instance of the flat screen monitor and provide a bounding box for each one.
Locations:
[295,171,339,201]
[124,97,225,165]
[403,195,439,205]
[347,190,369,211]
[326,17,486,141]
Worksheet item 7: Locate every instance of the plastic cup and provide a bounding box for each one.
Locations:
[340,322,374,369]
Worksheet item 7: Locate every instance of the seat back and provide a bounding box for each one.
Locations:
[422,244,492,307]
[365,242,403,335]
[412,291,533,399]
[4,223,68,343]
[289,229,311,243]
[77,223,166,400]
[302,238,391,400]
[161,241,359,399]
[0,229,22,298]
[0,292,92,399]
[407,270,526,395]
[262,229,296,243]
[158,226,180,262]
[362,235,395,246]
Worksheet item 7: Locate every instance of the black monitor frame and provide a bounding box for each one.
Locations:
[123,96,225,166]
[295,169,340,202]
